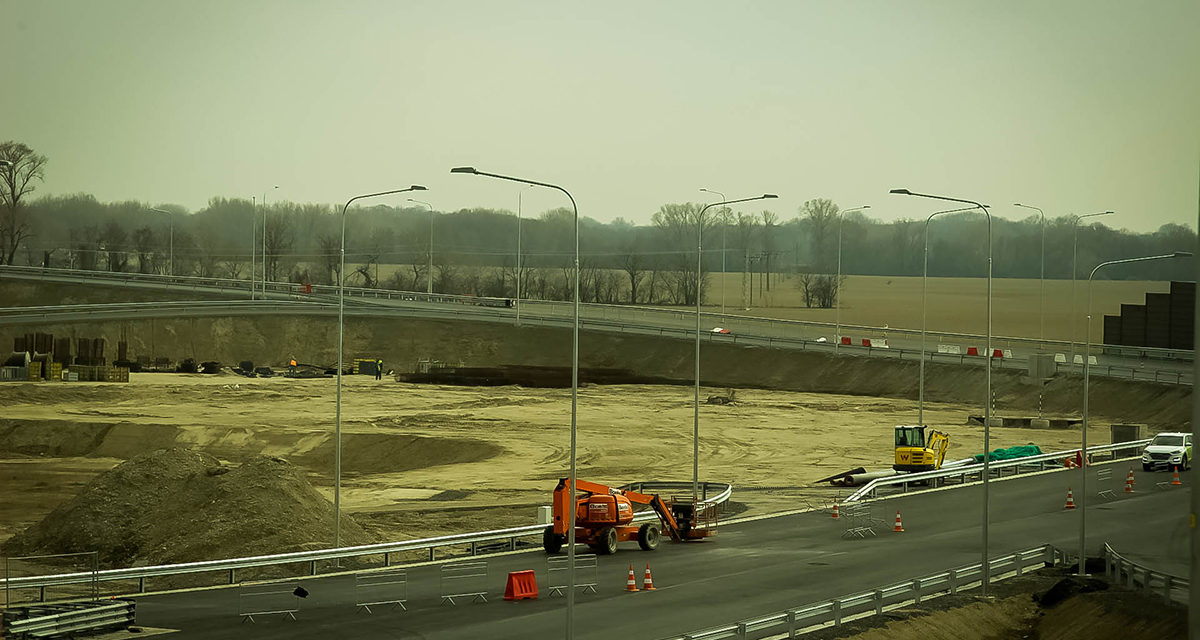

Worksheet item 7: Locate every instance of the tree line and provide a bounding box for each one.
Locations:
[2,141,1194,308]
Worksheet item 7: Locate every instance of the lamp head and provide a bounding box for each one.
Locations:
[762,194,778,199]
[889,188,913,195]
[450,167,478,175]
[1175,251,1194,258]
[410,185,427,191]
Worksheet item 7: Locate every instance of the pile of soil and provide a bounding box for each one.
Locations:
[3,448,375,567]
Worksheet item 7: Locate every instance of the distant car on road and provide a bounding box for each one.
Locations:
[710,327,732,335]
[1142,432,1192,471]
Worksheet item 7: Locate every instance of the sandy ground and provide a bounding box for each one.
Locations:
[0,373,1117,547]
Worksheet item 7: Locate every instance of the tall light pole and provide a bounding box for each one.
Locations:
[335,184,427,549]
[1070,211,1113,361]
[1013,203,1046,346]
[693,194,778,504]
[1081,251,1190,576]
[261,186,278,298]
[407,199,434,294]
[148,208,174,276]
[699,189,727,316]
[451,166,580,639]
[517,185,535,325]
[918,206,976,424]
[250,196,257,299]
[835,205,871,349]
[891,188,992,595]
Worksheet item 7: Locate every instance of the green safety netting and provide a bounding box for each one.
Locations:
[972,444,1043,463]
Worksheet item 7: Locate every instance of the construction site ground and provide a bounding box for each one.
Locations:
[0,373,1169,558]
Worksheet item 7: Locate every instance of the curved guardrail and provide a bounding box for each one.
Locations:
[0,481,731,600]
[1103,543,1188,605]
[664,544,1067,640]
[844,439,1152,502]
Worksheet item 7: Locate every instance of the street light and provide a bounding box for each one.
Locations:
[148,208,174,276]
[407,199,434,294]
[834,205,870,349]
[261,186,279,298]
[451,165,581,639]
[517,185,535,325]
[699,189,727,316]
[1080,251,1191,576]
[1013,204,1047,347]
[693,194,778,505]
[1071,211,1114,362]
[918,206,977,424]
[890,187,993,595]
[334,184,426,549]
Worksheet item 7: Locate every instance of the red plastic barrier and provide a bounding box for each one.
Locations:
[992,349,1004,358]
[504,570,538,601]
[966,347,979,356]
[840,336,852,346]
[861,338,872,347]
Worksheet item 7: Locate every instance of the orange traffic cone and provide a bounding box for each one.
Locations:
[625,564,639,592]
[1065,487,1076,509]
[892,510,904,532]
[642,564,656,591]
[1125,473,1134,494]
[831,501,840,519]
[1172,470,1183,486]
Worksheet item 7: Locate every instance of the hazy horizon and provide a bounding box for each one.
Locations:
[4,0,1198,232]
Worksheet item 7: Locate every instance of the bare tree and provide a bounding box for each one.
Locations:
[317,233,340,285]
[132,226,156,273]
[263,211,294,282]
[0,142,48,265]
[799,198,840,273]
[99,220,129,272]
[620,243,646,304]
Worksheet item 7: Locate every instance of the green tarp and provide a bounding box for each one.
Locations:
[972,444,1043,463]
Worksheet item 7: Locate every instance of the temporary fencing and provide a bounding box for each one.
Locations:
[546,554,598,597]
[439,561,488,605]
[238,582,300,622]
[354,568,408,613]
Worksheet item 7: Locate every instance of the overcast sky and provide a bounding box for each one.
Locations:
[4,1,1198,231]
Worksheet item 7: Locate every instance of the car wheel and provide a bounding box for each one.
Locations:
[596,526,618,555]
[1143,463,1152,472]
[543,525,563,554]
[637,523,661,551]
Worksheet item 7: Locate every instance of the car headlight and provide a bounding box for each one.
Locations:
[1142,453,1150,460]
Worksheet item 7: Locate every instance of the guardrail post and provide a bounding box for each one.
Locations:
[1126,561,1135,588]
[736,622,747,639]
[430,547,436,562]
[139,576,146,593]
[384,552,391,567]
[40,585,46,602]
[470,542,477,556]
[311,560,318,575]
[1015,554,1024,577]
[874,589,883,615]
[229,568,236,584]
[949,569,958,594]
[1163,575,1172,603]
[913,578,922,604]
[832,599,842,627]
[786,610,797,638]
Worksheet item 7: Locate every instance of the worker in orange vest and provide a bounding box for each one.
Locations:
[289,357,297,375]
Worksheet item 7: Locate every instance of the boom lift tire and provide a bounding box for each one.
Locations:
[595,526,619,555]
[543,525,564,554]
[637,523,661,550]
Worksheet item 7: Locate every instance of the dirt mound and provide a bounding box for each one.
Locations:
[3,448,374,567]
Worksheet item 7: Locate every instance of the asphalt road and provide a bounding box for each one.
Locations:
[132,465,1189,639]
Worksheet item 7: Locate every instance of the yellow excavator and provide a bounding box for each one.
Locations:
[893,425,950,472]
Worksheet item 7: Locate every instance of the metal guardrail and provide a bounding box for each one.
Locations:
[844,439,1152,503]
[0,481,731,599]
[664,544,1066,640]
[3,600,135,638]
[1104,543,1188,605]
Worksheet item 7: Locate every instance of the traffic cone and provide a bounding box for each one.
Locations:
[625,564,639,592]
[892,510,904,533]
[642,564,656,591]
[1172,469,1182,486]
[1064,487,1076,509]
[831,501,840,519]
[1125,473,1134,494]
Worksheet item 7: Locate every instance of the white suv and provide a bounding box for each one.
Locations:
[1142,432,1192,472]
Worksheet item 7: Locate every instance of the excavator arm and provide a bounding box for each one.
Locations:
[928,430,950,468]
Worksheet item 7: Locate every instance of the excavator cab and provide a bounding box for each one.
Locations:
[893,425,949,472]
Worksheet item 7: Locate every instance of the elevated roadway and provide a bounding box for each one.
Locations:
[130,466,1189,639]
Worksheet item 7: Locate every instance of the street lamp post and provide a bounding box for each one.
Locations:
[517,185,535,325]
[891,188,993,595]
[1080,251,1190,576]
[918,206,976,424]
[407,199,434,294]
[1070,211,1114,362]
[250,197,256,299]
[148,208,174,276]
[335,184,427,549]
[693,194,778,505]
[835,206,870,349]
[261,186,278,298]
[1013,204,1047,347]
[451,166,580,639]
[700,189,727,316]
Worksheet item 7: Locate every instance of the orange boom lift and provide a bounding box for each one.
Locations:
[542,478,715,555]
